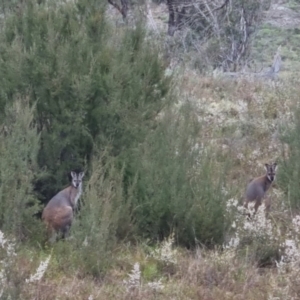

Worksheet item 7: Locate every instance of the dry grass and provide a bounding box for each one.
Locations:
[12,243,300,300]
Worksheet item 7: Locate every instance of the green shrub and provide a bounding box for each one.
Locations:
[0,0,171,204]
[0,0,231,250]
[0,98,42,241]
[67,152,132,277]
[132,103,231,247]
[279,107,300,210]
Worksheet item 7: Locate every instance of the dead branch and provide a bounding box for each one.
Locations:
[107,0,128,19]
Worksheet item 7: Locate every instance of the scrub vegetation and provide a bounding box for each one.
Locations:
[1,0,300,299]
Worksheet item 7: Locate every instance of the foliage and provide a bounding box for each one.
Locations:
[132,103,230,247]
[0,0,234,251]
[67,152,132,277]
[0,229,52,299]
[279,107,300,210]
[0,0,171,203]
[0,98,42,241]
[225,199,281,267]
[166,0,271,71]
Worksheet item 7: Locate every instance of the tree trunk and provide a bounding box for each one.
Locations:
[108,0,128,19]
[167,0,177,36]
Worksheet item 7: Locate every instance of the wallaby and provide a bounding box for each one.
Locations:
[244,163,277,214]
[42,171,84,243]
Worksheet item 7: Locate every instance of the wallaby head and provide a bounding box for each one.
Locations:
[244,162,277,215]
[71,171,84,189]
[265,163,277,183]
[42,170,85,243]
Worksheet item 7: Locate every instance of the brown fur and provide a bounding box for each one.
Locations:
[244,163,277,214]
[43,206,73,237]
[42,171,84,242]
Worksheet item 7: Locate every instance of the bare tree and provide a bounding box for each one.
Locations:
[166,0,190,36]
[166,0,271,71]
[166,0,230,36]
[108,0,129,19]
[222,47,282,81]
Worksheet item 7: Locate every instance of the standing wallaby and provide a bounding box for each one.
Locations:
[42,171,84,243]
[244,163,277,214]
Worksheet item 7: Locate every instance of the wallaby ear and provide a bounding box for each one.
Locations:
[273,163,278,171]
[264,164,269,172]
[71,171,77,179]
[79,172,85,179]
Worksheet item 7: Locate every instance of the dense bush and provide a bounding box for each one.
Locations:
[279,107,300,210]
[132,104,230,247]
[68,152,133,276]
[0,98,42,240]
[0,0,232,252]
[165,0,271,71]
[0,0,171,202]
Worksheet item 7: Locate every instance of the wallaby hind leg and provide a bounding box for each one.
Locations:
[46,227,57,244]
[61,225,71,240]
[264,195,272,216]
[254,199,262,213]
[59,212,73,240]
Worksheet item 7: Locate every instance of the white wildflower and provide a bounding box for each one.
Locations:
[237,205,247,214]
[221,186,229,196]
[237,153,244,161]
[147,278,164,292]
[275,258,286,273]
[83,236,88,247]
[247,201,256,216]
[0,230,16,257]
[276,237,300,274]
[123,262,141,291]
[242,205,273,239]
[0,230,17,298]
[292,215,300,233]
[0,231,5,247]
[237,100,248,114]
[225,196,277,254]
[26,255,51,283]
[225,235,240,249]
[164,67,173,77]
[226,198,239,212]
[5,240,16,258]
[281,239,300,263]
[0,270,5,298]
[151,233,177,265]
[251,149,260,160]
